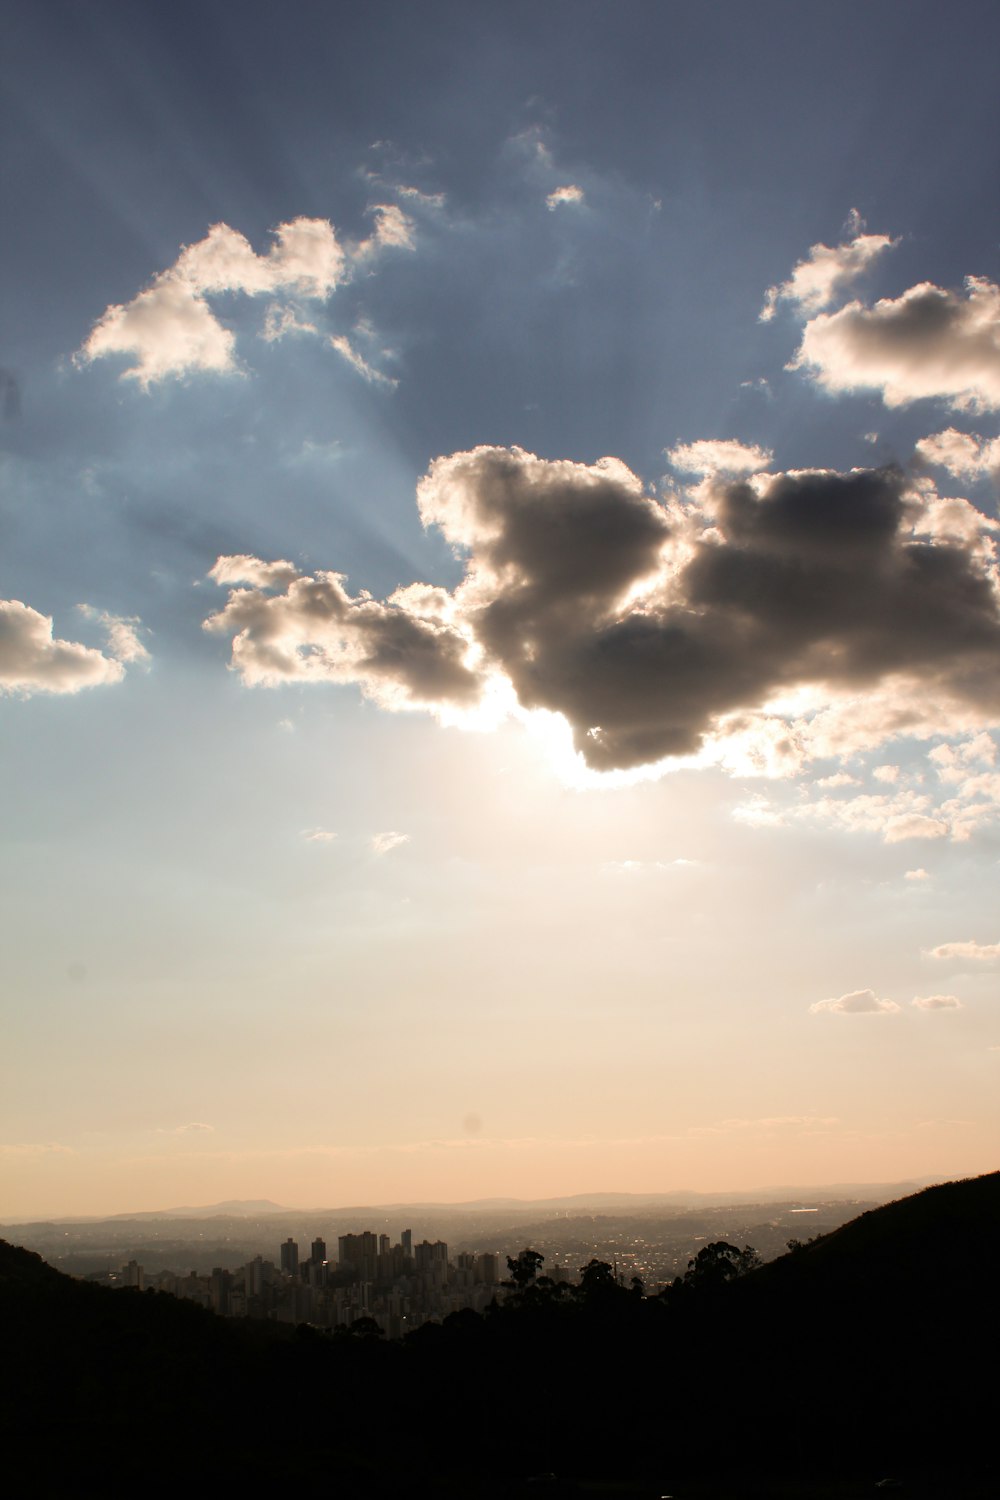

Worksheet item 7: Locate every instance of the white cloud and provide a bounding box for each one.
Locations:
[883,812,950,843]
[329,334,397,387]
[204,556,481,710]
[261,304,318,342]
[929,732,997,781]
[372,830,410,855]
[397,186,446,209]
[546,184,585,210]
[911,994,962,1010]
[872,763,901,783]
[0,598,126,695]
[353,203,416,259]
[763,788,950,844]
[810,988,901,1014]
[176,217,345,297]
[760,210,897,321]
[208,555,301,590]
[916,427,1000,481]
[666,438,773,476]
[81,275,237,387]
[78,605,149,664]
[79,218,346,386]
[793,276,1000,411]
[927,939,1000,961]
[904,867,930,881]
[157,1122,214,1135]
[301,828,337,843]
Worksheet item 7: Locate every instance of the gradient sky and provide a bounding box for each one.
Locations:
[3,0,999,1219]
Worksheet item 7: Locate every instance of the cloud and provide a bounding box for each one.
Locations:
[760,210,897,321]
[397,186,447,210]
[735,729,1000,843]
[810,988,901,1014]
[546,184,585,210]
[157,1122,214,1135]
[741,788,952,843]
[204,557,482,709]
[665,438,773,476]
[261,304,318,342]
[916,427,1000,482]
[352,203,416,259]
[208,555,301,590]
[206,448,1000,783]
[79,218,347,386]
[792,275,1000,411]
[927,939,1000,961]
[905,867,930,881]
[301,828,337,842]
[77,605,150,664]
[372,830,409,855]
[0,599,126,695]
[872,763,900,783]
[911,994,962,1010]
[329,334,397,387]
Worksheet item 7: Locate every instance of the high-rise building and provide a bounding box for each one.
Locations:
[210,1267,231,1315]
[122,1259,144,1290]
[401,1228,412,1257]
[311,1236,326,1264]
[414,1239,448,1268]
[476,1252,500,1285]
[338,1231,378,1282]
[280,1238,299,1277]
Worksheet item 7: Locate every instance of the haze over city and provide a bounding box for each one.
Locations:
[2,0,999,1223]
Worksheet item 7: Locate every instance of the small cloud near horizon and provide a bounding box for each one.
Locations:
[372,830,410,855]
[810,988,901,1015]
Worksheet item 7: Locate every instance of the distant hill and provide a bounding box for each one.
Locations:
[111,1197,289,1220]
[0,1176,940,1225]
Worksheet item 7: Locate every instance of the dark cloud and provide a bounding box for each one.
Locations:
[207,447,1000,774]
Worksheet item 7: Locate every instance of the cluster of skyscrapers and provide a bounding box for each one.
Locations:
[112,1229,502,1338]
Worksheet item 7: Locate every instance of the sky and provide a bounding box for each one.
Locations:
[2,0,999,1219]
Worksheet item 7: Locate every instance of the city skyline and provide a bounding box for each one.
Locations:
[2,1,999,1219]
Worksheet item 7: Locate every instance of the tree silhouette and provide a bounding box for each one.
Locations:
[679,1241,761,1291]
[504,1248,545,1291]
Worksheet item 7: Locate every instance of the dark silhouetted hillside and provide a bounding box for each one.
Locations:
[2,1173,998,1495]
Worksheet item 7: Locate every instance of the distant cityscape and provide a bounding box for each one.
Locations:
[4,1181,929,1346]
[96,1228,507,1337]
[56,1192,886,1337]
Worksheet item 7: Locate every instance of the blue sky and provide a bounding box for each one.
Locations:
[2,1,999,1216]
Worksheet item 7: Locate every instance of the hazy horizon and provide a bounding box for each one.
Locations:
[0,1169,964,1228]
[3,2,999,1223]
